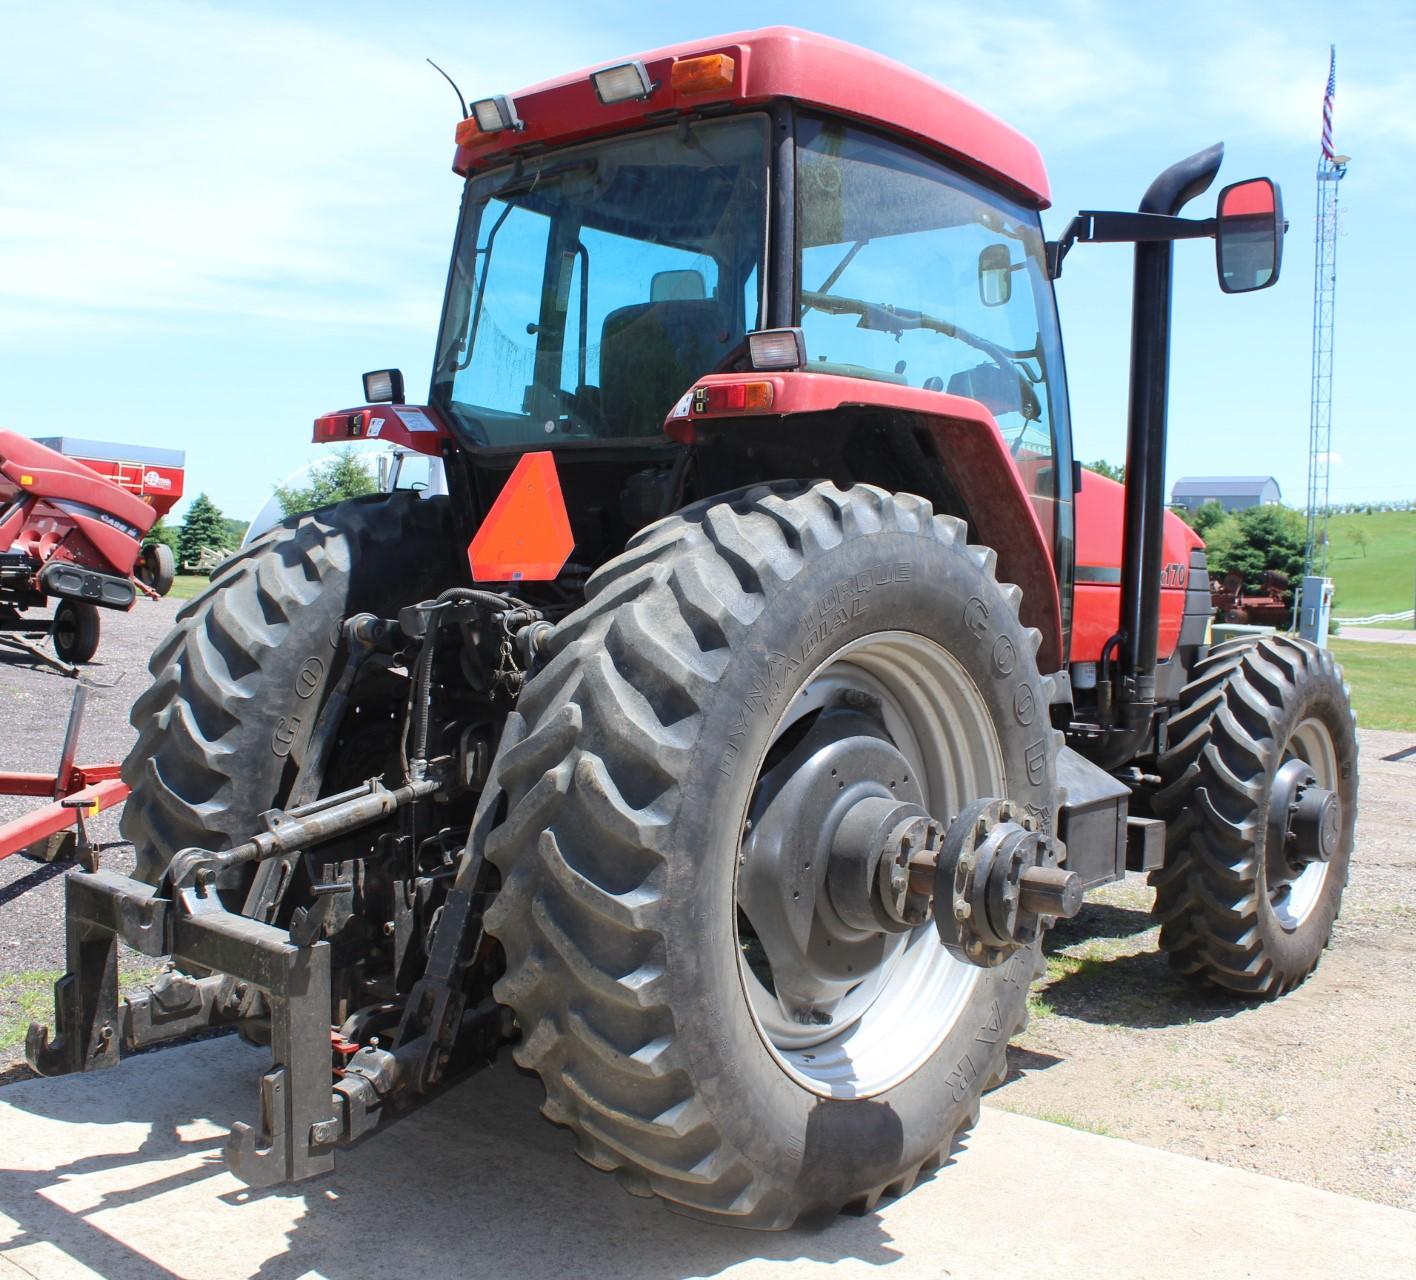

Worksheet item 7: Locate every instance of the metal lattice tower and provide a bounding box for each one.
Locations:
[1304,48,1347,575]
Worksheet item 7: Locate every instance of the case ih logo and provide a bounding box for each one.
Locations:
[143,470,173,490]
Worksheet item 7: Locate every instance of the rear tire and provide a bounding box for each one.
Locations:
[120,493,458,885]
[1150,635,1358,997]
[52,600,100,664]
[483,481,1058,1228]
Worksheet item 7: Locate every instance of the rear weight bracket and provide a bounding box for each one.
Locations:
[26,868,341,1186]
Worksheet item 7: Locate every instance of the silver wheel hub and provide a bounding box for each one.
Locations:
[734,632,1002,1099]
[1267,716,1343,931]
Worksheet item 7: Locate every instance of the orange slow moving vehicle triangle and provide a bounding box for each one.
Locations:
[467,451,575,582]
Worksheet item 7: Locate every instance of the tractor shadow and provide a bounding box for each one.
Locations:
[1032,899,1251,1030]
[1,1036,908,1280]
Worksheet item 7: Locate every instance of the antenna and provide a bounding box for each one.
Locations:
[426,58,468,120]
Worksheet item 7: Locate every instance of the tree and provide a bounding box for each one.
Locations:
[1347,526,1368,558]
[1191,500,1228,538]
[143,518,180,552]
[1085,458,1126,485]
[178,493,233,568]
[275,448,377,518]
[1204,504,1306,597]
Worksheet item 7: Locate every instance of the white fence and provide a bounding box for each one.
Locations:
[1334,609,1415,626]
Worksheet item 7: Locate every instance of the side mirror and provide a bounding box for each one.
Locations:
[362,368,406,404]
[1215,178,1283,294]
[978,244,1013,307]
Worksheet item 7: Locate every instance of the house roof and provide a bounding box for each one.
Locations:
[1171,476,1280,497]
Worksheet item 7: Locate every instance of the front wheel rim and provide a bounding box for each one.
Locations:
[1269,716,1339,931]
[734,631,1006,1099]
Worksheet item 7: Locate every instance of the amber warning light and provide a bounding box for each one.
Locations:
[670,54,735,95]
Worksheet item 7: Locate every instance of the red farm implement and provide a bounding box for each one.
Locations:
[0,431,181,667]
[0,686,127,865]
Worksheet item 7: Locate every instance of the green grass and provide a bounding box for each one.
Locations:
[0,971,62,1051]
[1326,511,1416,622]
[168,574,208,601]
[994,1102,1114,1137]
[1,964,164,1052]
[1328,639,1416,733]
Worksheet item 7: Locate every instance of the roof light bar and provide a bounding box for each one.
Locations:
[591,60,655,104]
[470,95,522,134]
[747,327,807,371]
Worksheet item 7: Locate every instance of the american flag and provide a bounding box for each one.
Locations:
[1321,45,1337,162]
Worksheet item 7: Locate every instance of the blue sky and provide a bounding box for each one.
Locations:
[3,0,1412,520]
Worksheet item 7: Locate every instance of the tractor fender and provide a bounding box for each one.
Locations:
[667,371,1064,672]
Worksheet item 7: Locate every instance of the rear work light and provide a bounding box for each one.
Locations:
[362,369,405,404]
[670,53,735,96]
[747,328,807,371]
[470,95,522,134]
[591,60,655,104]
[692,381,774,414]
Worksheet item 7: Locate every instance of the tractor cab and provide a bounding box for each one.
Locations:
[431,109,1063,466]
[426,40,1072,584]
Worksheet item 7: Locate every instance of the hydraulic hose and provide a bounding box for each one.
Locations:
[407,588,526,779]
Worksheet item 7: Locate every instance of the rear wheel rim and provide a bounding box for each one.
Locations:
[53,607,76,655]
[1269,716,1338,931]
[734,631,1004,1099]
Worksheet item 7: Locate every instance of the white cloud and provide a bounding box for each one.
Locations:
[869,1,1154,149]
[0,2,597,337]
[869,0,1416,168]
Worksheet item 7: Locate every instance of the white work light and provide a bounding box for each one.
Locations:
[747,328,808,371]
[471,95,522,133]
[591,60,656,104]
[362,369,405,405]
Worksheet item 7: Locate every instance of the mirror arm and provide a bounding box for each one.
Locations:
[1047,211,1216,279]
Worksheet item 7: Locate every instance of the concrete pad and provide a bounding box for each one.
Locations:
[1,1036,1413,1280]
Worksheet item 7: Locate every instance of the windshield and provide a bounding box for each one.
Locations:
[795,116,1071,549]
[795,119,1056,436]
[432,116,769,447]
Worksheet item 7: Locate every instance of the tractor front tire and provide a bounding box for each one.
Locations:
[52,600,100,665]
[483,481,1058,1229]
[1150,635,1358,997]
[120,492,456,885]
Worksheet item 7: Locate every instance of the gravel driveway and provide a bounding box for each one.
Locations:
[1,597,181,1054]
[2,599,1412,1210]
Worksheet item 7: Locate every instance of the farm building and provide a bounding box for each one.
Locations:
[1171,475,1281,512]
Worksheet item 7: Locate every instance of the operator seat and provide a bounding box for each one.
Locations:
[599,300,734,437]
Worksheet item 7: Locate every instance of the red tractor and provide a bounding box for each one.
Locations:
[0,432,175,665]
[30,29,1356,1229]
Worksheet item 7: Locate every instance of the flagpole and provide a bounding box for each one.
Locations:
[1304,45,1349,580]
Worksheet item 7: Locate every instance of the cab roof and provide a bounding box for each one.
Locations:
[452,26,1050,207]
